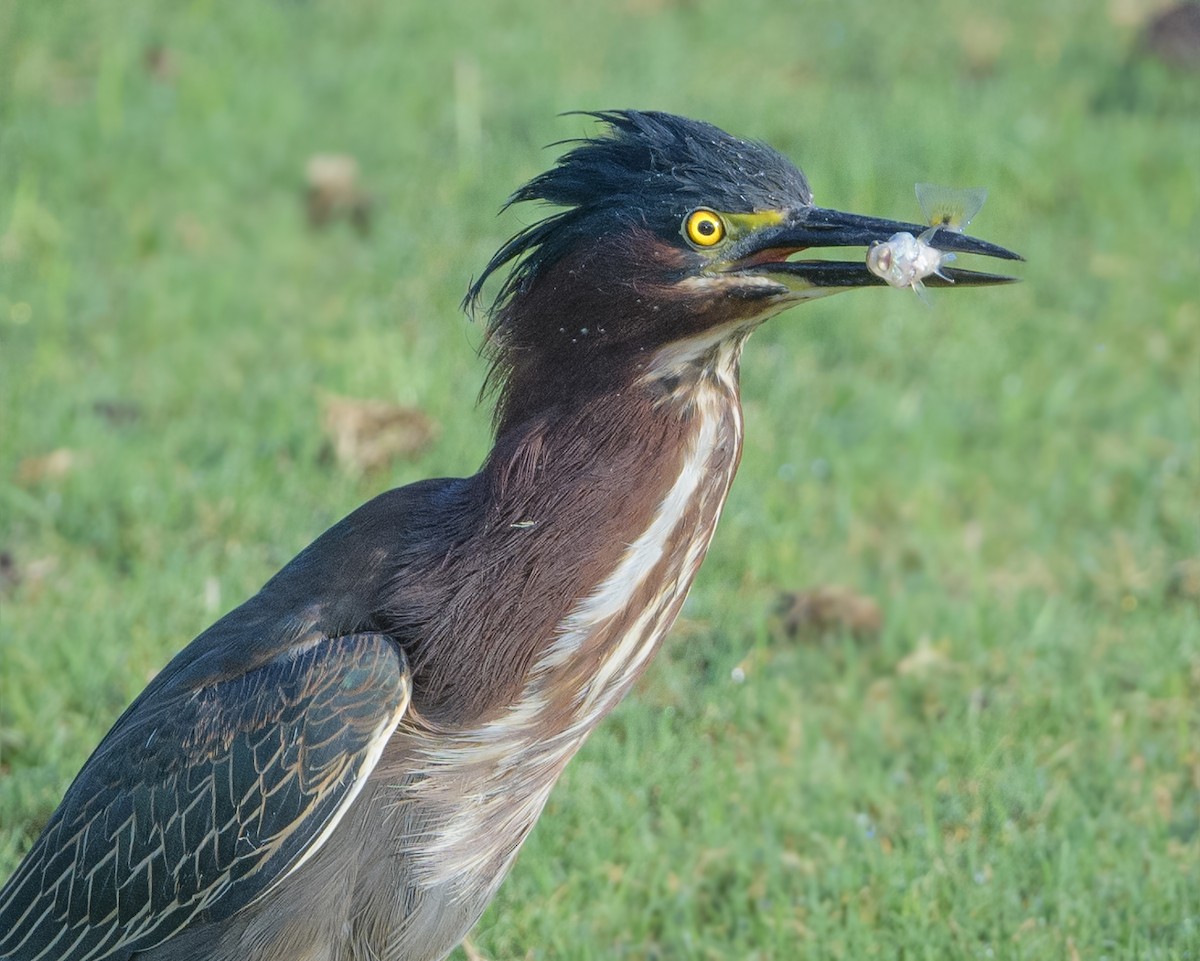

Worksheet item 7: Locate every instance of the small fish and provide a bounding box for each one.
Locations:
[867,184,989,302]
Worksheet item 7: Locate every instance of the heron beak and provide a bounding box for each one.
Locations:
[732,205,1023,290]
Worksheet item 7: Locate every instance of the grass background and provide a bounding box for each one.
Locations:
[1,0,1198,957]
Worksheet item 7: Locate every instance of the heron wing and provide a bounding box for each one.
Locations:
[0,630,410,961]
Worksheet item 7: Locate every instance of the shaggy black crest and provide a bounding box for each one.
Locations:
[464,110,813,321]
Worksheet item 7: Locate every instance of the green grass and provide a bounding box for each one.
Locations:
[2,1,1198,957]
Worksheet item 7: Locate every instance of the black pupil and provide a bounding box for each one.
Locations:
[697,219,715,236]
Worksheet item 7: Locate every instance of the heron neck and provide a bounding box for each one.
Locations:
[406,338,746,724]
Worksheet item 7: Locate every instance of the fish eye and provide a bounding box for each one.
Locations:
[684,209,726,248]
[867,242,892,272]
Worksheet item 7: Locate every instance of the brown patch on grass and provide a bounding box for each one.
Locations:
[15,448,80,485]
[774,585,883,641]
[305,154,373,234]
[320,394,438,473]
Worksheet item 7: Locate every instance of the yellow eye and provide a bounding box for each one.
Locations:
[684,209,726,247]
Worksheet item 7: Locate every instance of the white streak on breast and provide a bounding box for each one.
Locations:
[402,340,745,889]
[537,403,720,680]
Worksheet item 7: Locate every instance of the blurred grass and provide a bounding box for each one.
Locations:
[1,0,1198,957]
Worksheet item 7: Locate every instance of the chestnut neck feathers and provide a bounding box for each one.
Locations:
[390,346,744,725]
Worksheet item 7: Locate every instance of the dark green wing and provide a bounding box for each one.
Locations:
[0,631,409,961]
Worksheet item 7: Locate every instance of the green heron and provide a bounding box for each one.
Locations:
[0,111,1019,961]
